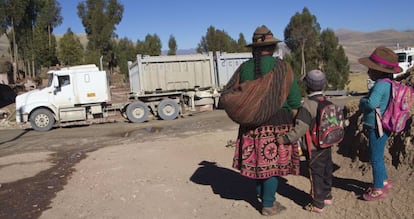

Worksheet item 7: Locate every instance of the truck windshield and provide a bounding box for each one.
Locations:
[397,53,406,62]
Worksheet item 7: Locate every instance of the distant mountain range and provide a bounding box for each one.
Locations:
[2,29,414,73]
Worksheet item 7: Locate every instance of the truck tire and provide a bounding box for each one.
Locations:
[157,99,179,120]
[126,101,149,123]
[30,108,55,132]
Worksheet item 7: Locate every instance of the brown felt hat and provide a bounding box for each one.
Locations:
[358,46,402,74]
[246,25,281,47]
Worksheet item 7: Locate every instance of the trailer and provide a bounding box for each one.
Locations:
[16,51,282,131]
[125,52,219,123]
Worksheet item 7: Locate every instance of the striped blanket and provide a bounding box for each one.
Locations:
[220,59,294,127]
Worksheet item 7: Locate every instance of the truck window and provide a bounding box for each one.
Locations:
[397,53,406,62]
[58,75,70,86]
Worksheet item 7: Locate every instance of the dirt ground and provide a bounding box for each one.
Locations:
[0,109,414,219]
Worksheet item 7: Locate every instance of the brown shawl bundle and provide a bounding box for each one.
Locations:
[220,59,294,127]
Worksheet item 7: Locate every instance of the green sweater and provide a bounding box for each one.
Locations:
[239,56,302,112]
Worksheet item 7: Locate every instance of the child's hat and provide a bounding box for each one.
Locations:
[303,69,327,91]
[358,46,402,74]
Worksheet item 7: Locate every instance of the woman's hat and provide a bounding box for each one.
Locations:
[358,46,402,74]
[246,25,281,47]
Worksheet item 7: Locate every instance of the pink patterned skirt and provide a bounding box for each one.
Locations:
[232,124,300,179]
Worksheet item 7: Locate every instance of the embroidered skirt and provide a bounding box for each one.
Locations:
[232,124,300,179]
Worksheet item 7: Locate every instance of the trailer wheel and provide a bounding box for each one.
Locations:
[30,108,55,132]
[126,101,149,123]
[158,99,179,120]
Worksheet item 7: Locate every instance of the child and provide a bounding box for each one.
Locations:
[357,46,400,201]
[276,69,333,213]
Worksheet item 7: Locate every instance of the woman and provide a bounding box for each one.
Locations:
[358,46,402,201]
[223,25,302,216]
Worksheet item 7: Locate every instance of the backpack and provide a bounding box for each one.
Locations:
[379,78,414,132]
[305,96,345,154]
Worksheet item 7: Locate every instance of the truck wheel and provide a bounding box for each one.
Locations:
[158,99,179,120]
[126,101,149,123]
[30,108,55,132]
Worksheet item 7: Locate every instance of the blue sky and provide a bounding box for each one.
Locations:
[54,0,414,50]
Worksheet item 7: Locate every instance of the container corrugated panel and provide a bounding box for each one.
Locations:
[215,52,252,89]
[215,50,283,89]
[130,53,216,94]
[128,59,140,94]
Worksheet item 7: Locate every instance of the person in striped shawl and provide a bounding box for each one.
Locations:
[222,25,302,216]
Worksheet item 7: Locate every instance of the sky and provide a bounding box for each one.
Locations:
[54,0,414,50]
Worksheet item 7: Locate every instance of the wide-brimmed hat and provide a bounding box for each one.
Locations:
[358,46,402,74]
[246,25,281,47]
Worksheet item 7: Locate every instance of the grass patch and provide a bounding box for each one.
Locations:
[346,72,368,93]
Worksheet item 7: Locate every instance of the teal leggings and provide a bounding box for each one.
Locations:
[256,176,279,207]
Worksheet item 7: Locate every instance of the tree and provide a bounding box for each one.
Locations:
[143,34,162,56]
[77,0,124,66]
[32,0,62,70]
[237,33,250,52]
[319,29,349,90]
[113,37,135,76]
[0,0,8,35]
[1,0,62,80]
[284,8,349,90]
[197,26,238,53]
[167,34,177,55]
[3,0,29,82]
[284,7,320,78]
[58,28,84,66]
[37,0,62,48]
[133,34,161,56]
[135,39,145,55]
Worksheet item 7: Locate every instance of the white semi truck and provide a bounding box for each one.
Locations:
[394,47,414,78]
[15,64,114,131]
[15,51,282,131]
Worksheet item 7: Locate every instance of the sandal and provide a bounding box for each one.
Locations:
[383,179,392,191]
[324,199,333,205]
[368,180,392,192]
[304,203,323,213]
[363,188,387,201]
[261,201,287,216]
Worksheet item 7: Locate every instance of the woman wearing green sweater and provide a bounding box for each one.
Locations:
[229,25,302,216]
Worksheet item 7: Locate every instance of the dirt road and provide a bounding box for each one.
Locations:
[0,106,413,219]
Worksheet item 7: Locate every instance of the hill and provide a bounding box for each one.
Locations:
[1,29,414,73]
[337,29,414,72]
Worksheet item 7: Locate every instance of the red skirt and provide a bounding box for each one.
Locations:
[232,124,300,179]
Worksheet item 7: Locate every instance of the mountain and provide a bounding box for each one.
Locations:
[174,29,414,73]
[336,29,414,72]
[2,29,414,73]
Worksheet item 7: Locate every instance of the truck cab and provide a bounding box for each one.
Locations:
[15,64,111,131]
[394,47,414,78]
